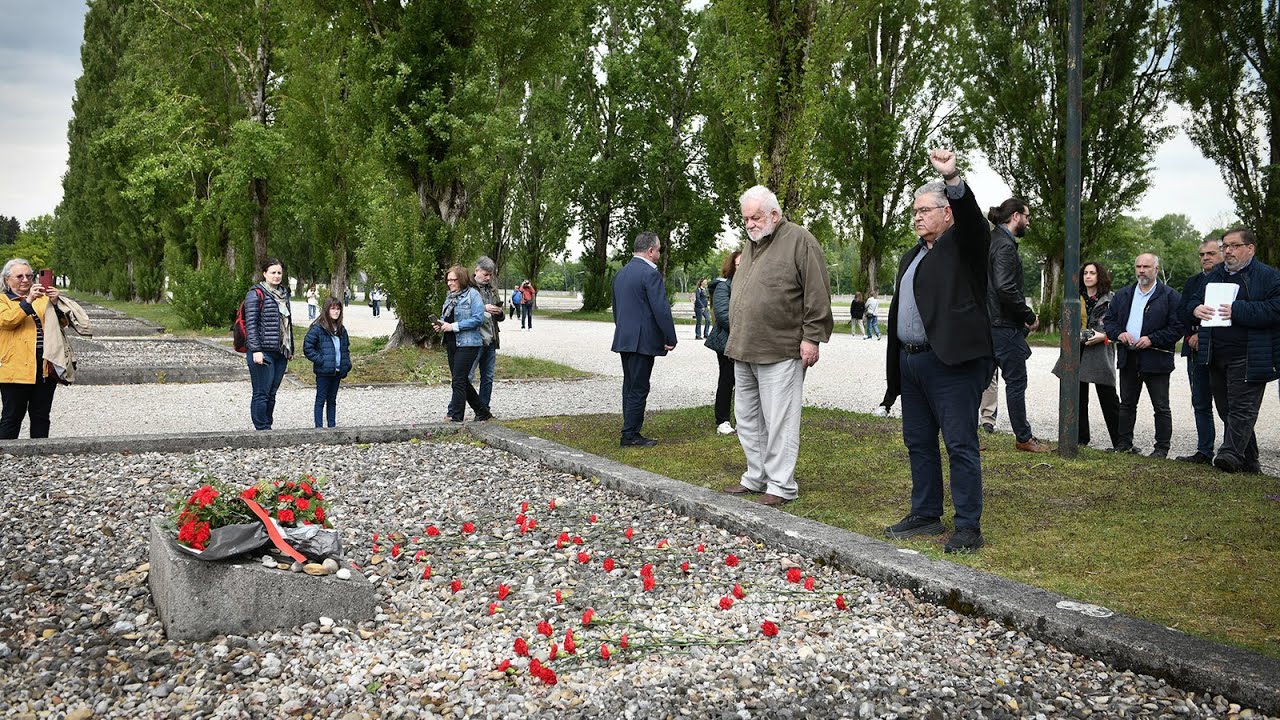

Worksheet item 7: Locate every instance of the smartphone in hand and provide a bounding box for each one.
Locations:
[38,269,54,288]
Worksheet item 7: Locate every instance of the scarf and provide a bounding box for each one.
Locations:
[261,281,293,356]
[441,287,468,324]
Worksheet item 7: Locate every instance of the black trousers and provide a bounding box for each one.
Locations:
[714,352,735,425]
[445,343,488,421]
[1078,381,1120,447]
[620,351,655,440]
[1208,352,1265,465]
[1117,365,1172,453]
[0,380,58,439]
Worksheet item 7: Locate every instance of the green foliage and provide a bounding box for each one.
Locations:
[357,188,448,342]
[169,263,246,330]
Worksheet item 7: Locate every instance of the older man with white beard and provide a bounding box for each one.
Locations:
[721,185,833,507]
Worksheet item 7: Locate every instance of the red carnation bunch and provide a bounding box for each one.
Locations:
[171,478,251,551]
[244,474,334,529]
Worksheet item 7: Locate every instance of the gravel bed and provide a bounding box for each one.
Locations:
[0,439,1271,719]
[83,317,164,335]
[70,339,243,370]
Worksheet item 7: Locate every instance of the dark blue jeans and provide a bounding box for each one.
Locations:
[470,344,497,408]
[991,327,1033,442]
[865,314,880,339]
[247,351,289,430]
[314,374,340,428]
[446,343,488,421]
[899,349,989,530]
[1186,350,1216,457]
[620,351,655,440]
[695,307,709,338]
[520,304,533,328]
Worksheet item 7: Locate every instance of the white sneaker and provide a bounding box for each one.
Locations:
[717,422,736,435]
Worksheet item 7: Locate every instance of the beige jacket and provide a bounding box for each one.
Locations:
[42,295,91,383]
[725,219,833,364]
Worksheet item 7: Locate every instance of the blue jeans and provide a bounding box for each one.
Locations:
[694,307,709,338]
[307,305,316,320]
[247,351,289,430]
[865,314,880,339]
[470,344,496,408]
[314,374,340,428]
[521,304,533,328]
[991,327,1033,443]
[1186,351,1215,457]
[371,299,381,317]
[899,349,989,530]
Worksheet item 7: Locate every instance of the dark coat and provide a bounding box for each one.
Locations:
[611,257,678,356]
[986,226,1036,328]
[703,277,732,354]
[1103,282,1183,374]
[1178,271,1214,358]
[1187,259,1280,383]
[244,284,292,357]
[884,182,992,406]
[303,323,352,378]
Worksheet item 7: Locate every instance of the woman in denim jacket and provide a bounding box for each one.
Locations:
[433,265,492,422]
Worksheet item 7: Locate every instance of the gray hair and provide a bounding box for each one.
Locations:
[634,231,660,254]
[2,258,32,281]
[739,185,781,216]
[913,182,948,207]
[474,255,496,274]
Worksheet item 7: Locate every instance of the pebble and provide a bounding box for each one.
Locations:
[0,439,1273,719]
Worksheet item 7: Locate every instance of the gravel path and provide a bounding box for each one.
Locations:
[2,440,1267,719]
[45,317,1280,475]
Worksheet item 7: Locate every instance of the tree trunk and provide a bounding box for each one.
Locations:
[250,177,268,278]
[330,229,348,302]
[581,199,612,312]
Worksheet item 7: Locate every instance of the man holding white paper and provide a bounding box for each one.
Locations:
[1189,228,1280,474]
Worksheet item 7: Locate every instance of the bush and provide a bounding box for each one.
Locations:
[170,264,247,330]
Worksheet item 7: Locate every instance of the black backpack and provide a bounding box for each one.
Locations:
[231,287,266,353]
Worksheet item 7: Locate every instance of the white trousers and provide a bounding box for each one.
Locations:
[733,358,805,499]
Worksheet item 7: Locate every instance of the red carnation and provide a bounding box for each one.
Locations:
[277,509,295,524]
[620,632,629,649]
[538,667,557,685]
[314,507,326,524]
[761,620,779,637]
[640,563,654,578]
[278,494,294,505]
[572,535,583,545]
[422,565,432,580]
[600,643,611,661]
[450,579,461,593]
[296,498,311,511]
[527,519,537,531]
[589,514,598,523]
[577,552,591,564]
[603,558,615,573]
[241,487,258,501]
[521,501,529,512]
[564,628,577,654]
[372,544,381,554]
[557,532,570,548]
[719,596,734,610]
[554,589,562,604]
[426,526,440,537]
[835,595,848,610]
[803,576,815,591]
[548,498,557,510]
[624,527,634,540]
[537,621,553,637]
[549,642,558,660]
[529,658,542,674]
[414,549,426,562]
[696,543,705,553]
[391,544,401,558]
[681,561,690,574]
[300,482,314,495]
[786,567,802,583]
[725,554,740,567]
[656,538,669,549]
[497,659,512,672]
[497,584,511,600]
[732,583,745,599]
[462,522,475,534]
[642,575,656,592]
[373,533,380,542]
[514,637,529,657]
[488,602,499,615]
[581,608,595,626]
[515,513,527,526]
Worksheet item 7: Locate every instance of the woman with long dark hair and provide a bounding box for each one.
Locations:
[1055,261,1120,447]
[434,265,491,422]
[303,297,352,428]
[704,251,742,435]
[245,257,293,430]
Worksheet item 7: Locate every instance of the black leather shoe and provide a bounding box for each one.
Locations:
[1213,453,1241,473]
[1175,452,1212,464]
[620,435,658,447]
[981,423,995,434]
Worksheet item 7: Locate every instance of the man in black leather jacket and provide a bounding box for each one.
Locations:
[984,199,1050,452]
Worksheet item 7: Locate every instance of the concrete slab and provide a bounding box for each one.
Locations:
[69,337,246,385]
[148,519,376,642]
[471,422,1280,716]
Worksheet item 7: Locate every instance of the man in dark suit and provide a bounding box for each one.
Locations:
[612,231,678,447]
[879,148,994,554]
[1174,239,1222,464]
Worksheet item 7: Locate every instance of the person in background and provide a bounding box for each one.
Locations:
[471,255,505,410]
[303,297,351,428]
[864,293,881,339]
[520,280,536,330]
[434,265,491,422]
[1053,261,1119,448]
[849,292,866,337]
[704,251,742,435]
[305,284,318,320]
[611,232,678,447]
[245,257,294,430]
[1103,253,1183,457]
[0,258,63,439]
[1174,239,1223,464]
[370,285,383,317]
[694,278,709,340]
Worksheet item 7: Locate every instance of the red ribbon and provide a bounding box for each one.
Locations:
[241,497,307,564]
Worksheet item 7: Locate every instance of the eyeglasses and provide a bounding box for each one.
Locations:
[1198,251,1219,256]
[1222,242,1252,250]
[912,205,947,218]
[11,273,34,280]
[446,277,459,282]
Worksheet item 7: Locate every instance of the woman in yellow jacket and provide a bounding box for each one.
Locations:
[0,258,61,438]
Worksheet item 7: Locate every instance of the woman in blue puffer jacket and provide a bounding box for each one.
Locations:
[303,296,352,428]
[244,257,294,430]
[433,265,492,422]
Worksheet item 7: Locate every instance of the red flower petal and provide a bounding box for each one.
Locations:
[581,608,594,626]
[719,596,734,610]
[835,595,848,610]
[786,567,802,584]
[497,659,512,672]
[642,575,656,592]
[537,621,553,637]
[577,552,591,564]
[425,526,440,537]
[422,565,432,579]
[761,620,779,637]
[461,522,475,534]
[564,628,576,654]
[803,577,815,591]
[624,527,634,540]
[589,514,598,523]
[696,543,705,553]
[600,643,610,660]
[725,554,739,567]
[620,632,629,649]
[488,602,499,615]
[603,558,615,573]
[497,584,511,600]
[732,583,745,599]
[450,579,461,593]
[554,589,562,604]
[514,637,529,657]
[680,561,690,574]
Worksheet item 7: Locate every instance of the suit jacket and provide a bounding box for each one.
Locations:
[883,182,992,406]
[611,257,677,356]
[1177,270,1213,358]
[1103,282,1183,374]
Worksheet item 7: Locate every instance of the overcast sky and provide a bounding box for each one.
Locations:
[0,0,1240,239]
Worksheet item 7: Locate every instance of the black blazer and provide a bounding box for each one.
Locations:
[1103,282,1183,374]
[883,183,993,406]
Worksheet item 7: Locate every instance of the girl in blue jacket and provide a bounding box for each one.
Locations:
[303,297,352,428]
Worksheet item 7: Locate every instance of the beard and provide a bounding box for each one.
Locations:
[1012,219,1028,238]
[747,219,777,241]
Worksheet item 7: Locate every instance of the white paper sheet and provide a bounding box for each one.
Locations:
[1201,283,1240,327]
